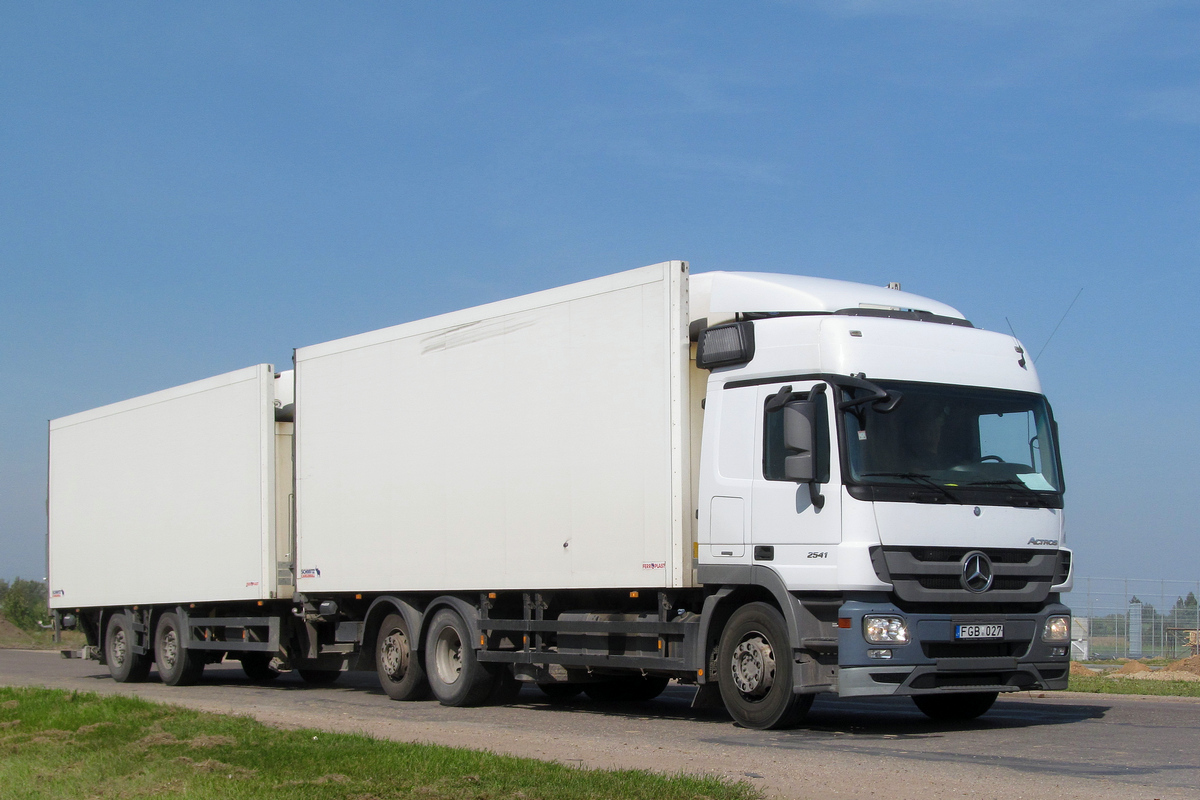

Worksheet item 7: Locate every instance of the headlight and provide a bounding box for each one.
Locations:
[1042,615,1070,642]
[864,616,909,644]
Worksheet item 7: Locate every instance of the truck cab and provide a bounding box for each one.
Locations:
[691,272,1071,718]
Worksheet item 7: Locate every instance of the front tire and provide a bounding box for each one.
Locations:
[376,613,429,700]
[913,692,998,721]
[424,608,494,707]
[104,613,151,683]
[717,602,812,730]
[154,612,204,686]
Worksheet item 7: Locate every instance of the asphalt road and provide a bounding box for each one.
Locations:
[2,649,1197,800]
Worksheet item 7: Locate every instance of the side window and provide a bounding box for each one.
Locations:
[763,387,829,482]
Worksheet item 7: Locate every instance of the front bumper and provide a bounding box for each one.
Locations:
[835,599,1071,697]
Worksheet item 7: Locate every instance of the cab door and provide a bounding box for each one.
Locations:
[750,381,841,547]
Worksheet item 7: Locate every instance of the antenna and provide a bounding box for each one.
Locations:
[1035,288,1084,363]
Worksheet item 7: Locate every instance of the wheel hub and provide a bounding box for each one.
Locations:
[161,630,178,670]
[434,626,463,685]
[731,633,776,697]
[111,630,127,666]
[380,630,410,679]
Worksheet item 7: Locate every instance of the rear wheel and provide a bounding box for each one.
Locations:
[424,608,494,706]
[376,613,429,700]
[298,669,342,685]
[240,653,280,682]
[717,602,812,730]
[104,613,151,683]
[155,612,204,686]
[584,675,670,703]
[913,692,998,721]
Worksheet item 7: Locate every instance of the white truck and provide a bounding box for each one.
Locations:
[48,261,1072,729]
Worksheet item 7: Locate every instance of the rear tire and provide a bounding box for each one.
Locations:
[104,613,151,683]
[240,653,280,682]
[584,675,670,702]
[298,668,342,685]
[913,692,998,721]
[424,608,494,706]
[376,613,429,700]
[154,612,204,686]
[717,602,812,730]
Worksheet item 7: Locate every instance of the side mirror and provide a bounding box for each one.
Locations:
[783,401,817,482]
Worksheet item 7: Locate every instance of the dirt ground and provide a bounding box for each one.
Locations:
[1072,656,1200,682]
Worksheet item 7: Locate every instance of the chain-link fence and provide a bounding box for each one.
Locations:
[1067,578,1200,661]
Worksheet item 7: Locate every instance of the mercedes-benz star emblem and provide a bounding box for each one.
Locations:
[961,551,994,593]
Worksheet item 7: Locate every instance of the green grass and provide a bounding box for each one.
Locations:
[1068,675,1200,697]
[0,687,760,800]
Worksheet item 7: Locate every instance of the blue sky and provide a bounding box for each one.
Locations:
[2,2,1197,584]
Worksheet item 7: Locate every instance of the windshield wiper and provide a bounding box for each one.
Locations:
[858,472,956,501]
[964,478,1056,506]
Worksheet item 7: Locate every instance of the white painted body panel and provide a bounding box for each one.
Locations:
[695,294,1059,593]
[48,365,278,609]
[294,262,692,593]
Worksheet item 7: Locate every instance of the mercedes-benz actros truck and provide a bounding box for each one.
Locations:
[48,261,1071,729]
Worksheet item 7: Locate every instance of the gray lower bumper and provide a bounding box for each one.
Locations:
[834,599,1071,697]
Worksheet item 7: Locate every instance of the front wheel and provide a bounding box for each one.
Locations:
[717,602,812,730]
[154,612,204,686]
[913,692,998,721]
[376,613,429,700]
[424,608,495,707]
[104,613,151,683]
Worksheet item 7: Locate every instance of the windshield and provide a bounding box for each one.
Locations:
[841,381,1062,494]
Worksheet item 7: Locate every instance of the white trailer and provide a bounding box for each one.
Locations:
[49,261,1073,727]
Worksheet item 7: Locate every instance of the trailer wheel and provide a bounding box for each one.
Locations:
[376,613,429,700]
[297,669,341,685]
[424,608,494,706]
[240,653,280,682]
[717,602,812,730]
[913,692,998,721]
[154,612,204,686]
[104,613,151,683]
[584,675,670,703]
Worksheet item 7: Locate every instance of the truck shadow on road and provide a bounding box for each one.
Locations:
[81,666,1112,740]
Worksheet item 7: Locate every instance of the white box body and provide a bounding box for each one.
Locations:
[293,261,693,593]
[48,365,279,609]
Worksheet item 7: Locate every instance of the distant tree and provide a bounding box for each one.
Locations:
[1,578,48,631]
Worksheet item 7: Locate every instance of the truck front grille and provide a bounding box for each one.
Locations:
[871,546,1059,604]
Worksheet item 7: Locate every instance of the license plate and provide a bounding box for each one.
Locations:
[956,624,1004,639]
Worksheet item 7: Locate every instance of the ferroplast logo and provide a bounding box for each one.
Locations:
[641,562,667,570]
[300,567,321,579]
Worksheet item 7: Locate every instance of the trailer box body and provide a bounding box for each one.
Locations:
[48,364,282,609]
[293,261,693,593]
